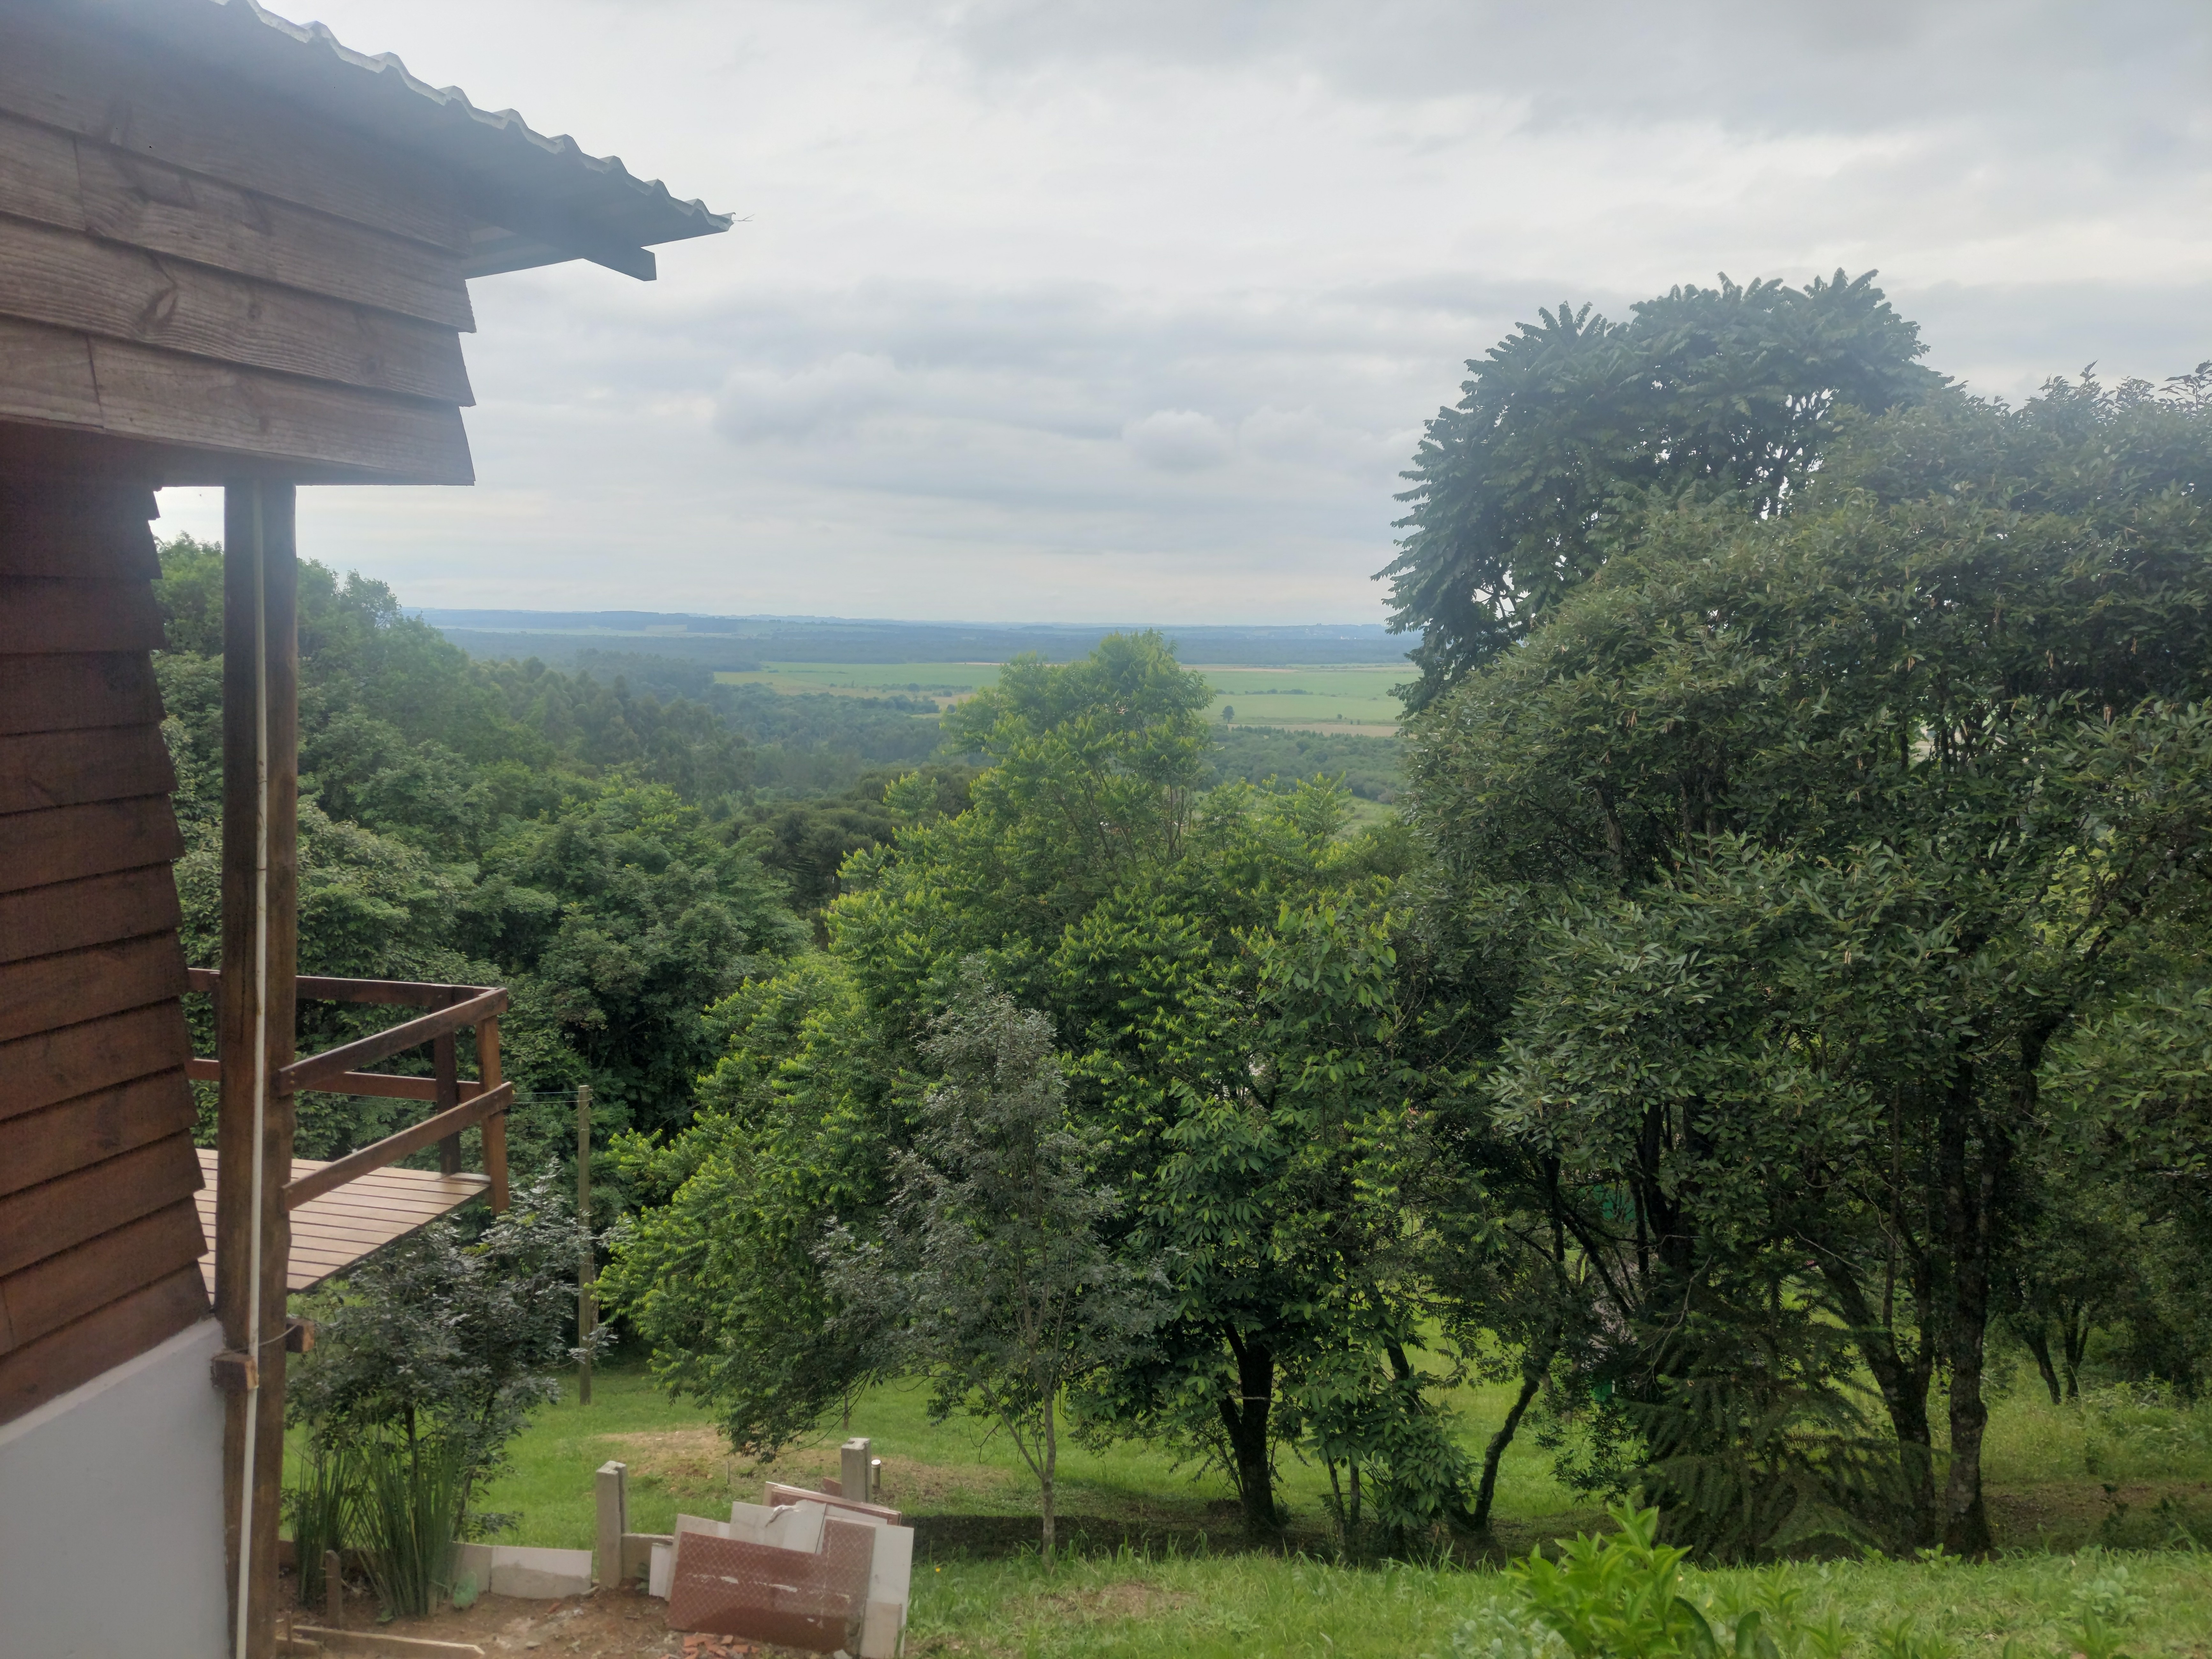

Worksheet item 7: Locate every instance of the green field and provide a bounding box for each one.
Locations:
[716,661,1405,732]
[419,1363,2212,1654]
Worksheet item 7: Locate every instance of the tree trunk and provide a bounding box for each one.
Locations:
[1821,1260,1938,1549]
[1041,1384,1057,1570]
[1472,1363,1544,1533]
[1940,1059,2011,1558]
[2061,1304,2089,1401]
[2023,1323,2063,1407]
[1218,1332,1278,1537]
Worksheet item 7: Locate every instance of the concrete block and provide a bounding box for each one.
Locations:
[485,1545,593,1599]
[840,1437,872,1505]
[450,1542,593,1600]
[648,1541,673,1601]
[859,1527,915,1659]
[595,1461,628,1586]
[452,1541,495,1595]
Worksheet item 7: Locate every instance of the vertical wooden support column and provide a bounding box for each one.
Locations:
[577,1082,594,1405]
[476,1014,508,1211]
[432,1031,462,1175]
[216,479,299,1659]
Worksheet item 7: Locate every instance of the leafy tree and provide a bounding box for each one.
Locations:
[1382,272,1941,708]
[1408,367,2212,1553]
[819,966,1159,1565]
[601,957,902,1452]
[288,1169,606,1523]
[461,785,806,1136]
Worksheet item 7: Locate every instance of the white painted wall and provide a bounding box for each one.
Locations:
[0,1317,229,1659]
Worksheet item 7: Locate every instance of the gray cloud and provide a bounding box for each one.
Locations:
[151,0,2212,624]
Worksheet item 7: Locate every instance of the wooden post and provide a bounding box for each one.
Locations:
[476,1014,507,1211]
[216,480,299,1659]
[595,1460,628,1589]
[323,1550,343,1629]
[432,1030,461,1176]
[577,1083,594,1406]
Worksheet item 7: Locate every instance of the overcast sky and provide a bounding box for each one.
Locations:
[156,0,2212,624]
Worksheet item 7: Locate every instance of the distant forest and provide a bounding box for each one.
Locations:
[153,539,1404,1169]
[420,609,1406,668]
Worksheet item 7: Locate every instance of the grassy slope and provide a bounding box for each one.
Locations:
[466,1364,2212,1655]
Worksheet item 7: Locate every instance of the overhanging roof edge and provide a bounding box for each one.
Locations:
[57,0,734,275]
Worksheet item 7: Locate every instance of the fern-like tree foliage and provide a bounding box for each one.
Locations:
[1381,272,1942,710]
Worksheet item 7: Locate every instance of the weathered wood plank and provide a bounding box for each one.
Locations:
[0,1263,207,1427]
[0,1071,195,1198]
[0,862,183,964]
[0,930,189,1044]
[0,216,475,404]
[0,1130,203,1279]
[0,653,164,736]
[0,309,102,429]
[0,1199,205,1354]
[0,794,184,894]
[0,574,166,654]
[72,134,476,332]
[0,482,159,579]
[0,17,473,254]
[0,107,87,231]
[0,318,473,480]
[0,1001,192,1121]
[0,723,176,815]
[87,333,476,484]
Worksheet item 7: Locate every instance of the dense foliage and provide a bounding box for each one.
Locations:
[1383,272,1941,708]
[1406,364,2212,1554]
[216,284,2212,1575]
[155,537,805,1151]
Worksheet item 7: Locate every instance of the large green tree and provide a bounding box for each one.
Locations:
[611,636,1464,1540]
[1382,272,1941,709]
[1409,367,2212,1553]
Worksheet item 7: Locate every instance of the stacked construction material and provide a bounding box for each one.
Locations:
[661,1438,914,1659]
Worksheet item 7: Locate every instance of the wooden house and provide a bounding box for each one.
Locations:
[0,3,727,1654]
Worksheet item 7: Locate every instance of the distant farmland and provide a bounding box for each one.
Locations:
[714,661,1404,734]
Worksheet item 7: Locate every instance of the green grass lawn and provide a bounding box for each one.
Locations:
[714,660,1406,731]
[474,1365,1587,1555]
[455,1362,2212,1654]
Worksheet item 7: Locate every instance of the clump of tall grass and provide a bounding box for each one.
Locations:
[285,1440,354,1611]
[2081,1384,2212,1482]
[348,1432,471,1618]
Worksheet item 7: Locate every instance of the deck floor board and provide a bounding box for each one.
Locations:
[193,1147,488,1294]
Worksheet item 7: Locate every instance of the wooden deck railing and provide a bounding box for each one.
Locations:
[183,969,512,1213]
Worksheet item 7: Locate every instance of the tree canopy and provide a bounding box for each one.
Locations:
[1381,272,1942,708]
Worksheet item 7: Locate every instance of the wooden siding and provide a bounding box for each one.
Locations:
[0,478,206,1427]
[0,15,475,485]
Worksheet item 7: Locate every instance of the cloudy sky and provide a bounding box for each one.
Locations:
[158,0,2212,624]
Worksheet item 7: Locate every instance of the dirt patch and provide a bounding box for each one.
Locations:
[601,1430,1024,1518]
[1988,1479,2212,1551]
[1028,1580,1196,1621]
[287,1582,704,1657]
[606,1429,741,1492]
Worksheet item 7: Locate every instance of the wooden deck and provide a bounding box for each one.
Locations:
[193,1148,489,1295]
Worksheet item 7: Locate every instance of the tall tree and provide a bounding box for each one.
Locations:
[1409,368,2212,1553]
[1382,272,1941,709]
[820,966,1157,1566]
